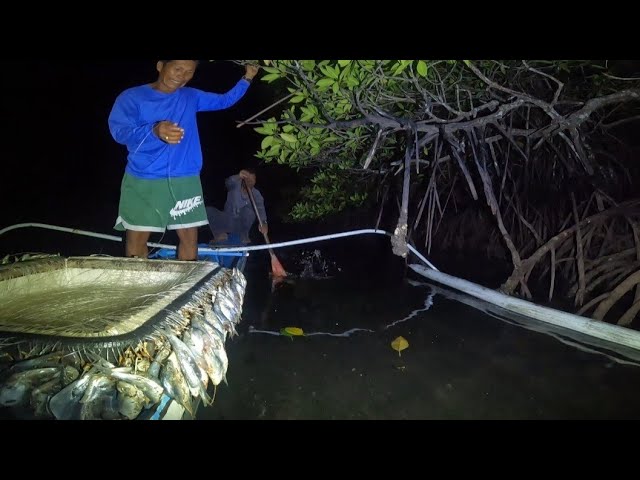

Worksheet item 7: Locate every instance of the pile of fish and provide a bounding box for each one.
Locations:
[0,267,246,420]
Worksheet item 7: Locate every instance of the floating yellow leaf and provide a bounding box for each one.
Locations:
[283,327,304,336]
[391,336,409,357]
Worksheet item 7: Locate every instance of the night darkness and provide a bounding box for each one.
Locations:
[5,32,640,428]
[1,60,303,257]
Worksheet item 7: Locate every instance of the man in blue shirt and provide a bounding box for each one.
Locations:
[207,169,268,245]
[108,60,259,260]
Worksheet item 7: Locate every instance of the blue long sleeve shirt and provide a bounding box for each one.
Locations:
[108,79,250,179]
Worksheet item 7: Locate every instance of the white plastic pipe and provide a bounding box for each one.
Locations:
[0,223,439,271]
[0,223,177,249]
[409,263,640,356]
[202,229,439,271]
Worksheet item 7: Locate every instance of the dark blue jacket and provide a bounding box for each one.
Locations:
[224,175,267,223]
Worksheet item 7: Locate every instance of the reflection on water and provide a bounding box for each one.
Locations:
[199,249,640,420]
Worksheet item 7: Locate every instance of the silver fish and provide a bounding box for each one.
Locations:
[30,377,64,418]
[213,300,235,327]
[81,373,116,405]
[106,370,163,406]
[162,330,211,405]
[232,268,247,288]
[222,281,243,307]
[8,352,65,372]
[217,291,241,320]
[190,327,225,387]
[0,367,62,407]
[213,302,239,338]
[148,343,172,380]
[79,374,117,420]
[202,333,228,387]
[231,277,246,298]
[192,313,225,349]
[203,303,227,341]
[49,372,94,420]
[182,329,209,388]
[192,316,228,385]
[160,352,194,417]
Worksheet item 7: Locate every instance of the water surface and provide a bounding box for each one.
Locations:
[199,247,640,420]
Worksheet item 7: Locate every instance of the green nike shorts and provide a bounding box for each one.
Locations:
[114,173,209,232]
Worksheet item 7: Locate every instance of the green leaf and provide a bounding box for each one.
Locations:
[393,60,413,75]
[261,135,274,149]
[346,74,360,89]
[278,149,291,164]
[261,73,282,83]
[280,133,298,143]
[300,60,316,71]
[417,60,428,77]
[338,60,351,67]
[316,78,335,88]
[326,65,340,79]
[265,144,281,157]
[290,95,306,103]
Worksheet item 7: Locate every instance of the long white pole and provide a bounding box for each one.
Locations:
[409,263,640,356]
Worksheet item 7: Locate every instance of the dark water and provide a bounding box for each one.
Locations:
[3,230,640,420]
[198,244,640,420]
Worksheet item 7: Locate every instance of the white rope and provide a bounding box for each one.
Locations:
[248,290,436,338]
[248,326,377,337]
[0,223,439,271]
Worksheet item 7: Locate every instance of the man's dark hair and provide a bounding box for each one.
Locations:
[159,60,200,65]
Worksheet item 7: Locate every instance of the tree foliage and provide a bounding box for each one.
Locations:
[250,60,638,221]
[244,59,640,325]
